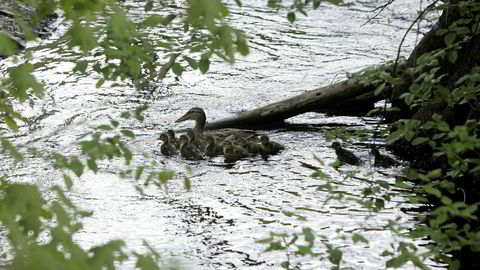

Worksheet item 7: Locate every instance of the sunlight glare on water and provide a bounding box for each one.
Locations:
[0,0,442,269]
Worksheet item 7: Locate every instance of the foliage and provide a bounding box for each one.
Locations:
[256,0,480,269]
[2,0,480,269]
[0,0,347,268]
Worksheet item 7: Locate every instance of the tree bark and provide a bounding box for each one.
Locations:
[205,81,379,130]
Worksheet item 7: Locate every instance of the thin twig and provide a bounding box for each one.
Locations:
[392,0,441,76]
[361,0,396,27]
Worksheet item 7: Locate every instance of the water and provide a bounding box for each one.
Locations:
[1,0,441,269]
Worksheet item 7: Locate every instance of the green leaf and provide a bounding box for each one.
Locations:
[374,82,386,96]
[158,170,174,185]
[184,177,191,191]
[96,78,105,88]
[327,247,342,265]
[441,196,452,205]
[73,61,88,73]
[234,0,243,7]
[69,158,84,177]
[326,0,344,5]
[120,112,131,119]
[313,0,321,9]
[120,129,135,139]
[287,12,296,23]
[119,144,132,165]
[0,32,22,56]
[386,253,409,268]
[139,15,168,28]
[135,166,145,181]
[303,227,314,243]
[375,198,385,210]
[97,124,113,130]
[87,158,98,173]
[67,23,97,52]
[134,106,148,122]
[352,233,369,244]
[381,250,394,256]
[63,174,73,190]
[1,138,24,160]
[184,57,198,69]
[9,63,45,99]
[448,51,458,63]
[449,260,460,270]
[444,32,456,46]
[411,137,429,146]
[144,1,153,11]
[199,58,210,74]
[5,115,19,132]
[171,63,184,76]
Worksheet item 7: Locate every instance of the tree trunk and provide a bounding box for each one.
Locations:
[205,81,379,130]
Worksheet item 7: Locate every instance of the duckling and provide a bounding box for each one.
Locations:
[330,142,361,165]
[223,140,250,163]
[186,129,205,152]
[371,148,399,168]
[159,133,178,156]
[237,137,262,155]
[259,135,284,156]
[178,134,204,160]
[204,135,223,157]
[167,129,179,148]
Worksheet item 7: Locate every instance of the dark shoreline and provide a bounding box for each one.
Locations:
[0,0,57,57]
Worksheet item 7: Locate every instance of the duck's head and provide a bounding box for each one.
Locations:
[159,133,169,142]
[178,134,189,145]
[331,142,341,150]
[167,129,176,139]
[260,135,270,143]
[204,135,215,145]
[223,140,233,153]
[175,107,206,123]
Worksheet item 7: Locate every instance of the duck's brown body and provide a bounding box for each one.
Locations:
[174,107,285,162]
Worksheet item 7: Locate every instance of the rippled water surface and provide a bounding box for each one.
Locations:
[1,0,441,269]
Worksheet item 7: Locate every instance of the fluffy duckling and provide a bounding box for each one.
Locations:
[223,140,250,163]
[204,135,223,157]
[159,133,178,156]
[167,129,179,148]
[331,142,361,165]
[186,129,205,152]
[259,135,284,156]
[371,148,399,168]
[237,137,262,155]
[178,134,204,160]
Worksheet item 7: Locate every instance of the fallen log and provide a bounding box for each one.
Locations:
[205,80,381,130]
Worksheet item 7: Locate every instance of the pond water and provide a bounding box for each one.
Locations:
[1,0,442,269]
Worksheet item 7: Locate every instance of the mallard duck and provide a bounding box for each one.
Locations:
[223,140,250,163]
[178,134,204,160]
[175,107,257,141]
[167,129,179,148]
[371,148,399,168]
[259,135,284,156]
[331,142,361,165]
[159,133,178,156]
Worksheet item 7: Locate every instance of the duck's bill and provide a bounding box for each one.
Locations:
[175,113,190,123]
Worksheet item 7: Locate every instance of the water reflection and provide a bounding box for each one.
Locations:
[0,0,439,269]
